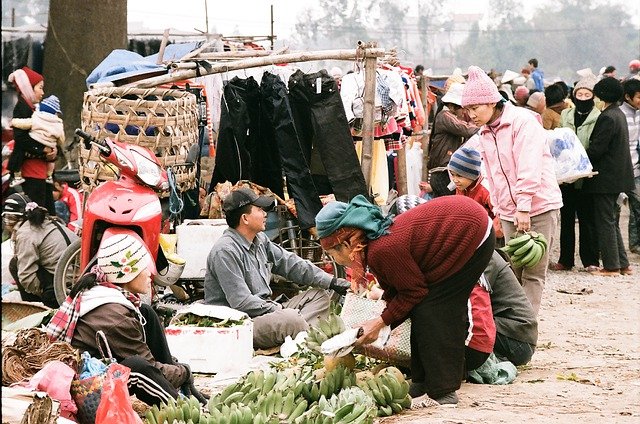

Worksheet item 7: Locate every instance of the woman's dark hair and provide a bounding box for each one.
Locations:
[69,272,99,298]
[225,203,254,228]
[23,206,67,229]
[23,206,48,228]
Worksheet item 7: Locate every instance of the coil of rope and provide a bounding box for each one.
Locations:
[166,167,184,219]
[2,328,79,385]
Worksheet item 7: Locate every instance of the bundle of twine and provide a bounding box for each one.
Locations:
[2,328,79,385]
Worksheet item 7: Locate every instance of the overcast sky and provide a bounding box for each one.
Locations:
[128,0,497,38]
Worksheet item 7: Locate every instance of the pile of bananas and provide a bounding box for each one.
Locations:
[144,364,410,424]
[501,231,548,268]
[355,368,411,417]
[305,314,346,353]
[296,387,377,424]
[144,396,204,424]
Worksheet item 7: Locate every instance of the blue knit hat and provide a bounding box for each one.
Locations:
[448,146,482,180]
[39,95,62,116]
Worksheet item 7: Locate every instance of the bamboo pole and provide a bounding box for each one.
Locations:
[359,48,378,194]
[128,47,386,88]
[156,29,170,65]
[193,48,289,60]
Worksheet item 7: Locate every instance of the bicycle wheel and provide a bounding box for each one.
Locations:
[53,239,82,305]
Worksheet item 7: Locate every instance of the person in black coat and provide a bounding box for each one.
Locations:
[583,77,635,275]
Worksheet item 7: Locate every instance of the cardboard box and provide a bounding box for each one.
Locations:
[165,304,253,374]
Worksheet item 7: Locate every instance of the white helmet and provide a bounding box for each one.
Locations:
[153,260,185,287]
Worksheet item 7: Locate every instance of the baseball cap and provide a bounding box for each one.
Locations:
[222,187,275,213]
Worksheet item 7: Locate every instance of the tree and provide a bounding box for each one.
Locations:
[43,0,127,146]
[293,0,377,51]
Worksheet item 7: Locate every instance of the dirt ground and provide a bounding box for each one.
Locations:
[380,208,640,423]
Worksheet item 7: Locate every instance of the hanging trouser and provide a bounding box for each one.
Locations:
[209,77,253,191]
[261,72,323,228]
[288,69,367,203]
[238,77,284,198]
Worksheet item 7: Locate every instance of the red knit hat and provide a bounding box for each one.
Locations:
[21,66,43,87]
[462,66,504,107]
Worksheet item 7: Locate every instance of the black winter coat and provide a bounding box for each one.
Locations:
[583,104,634,194]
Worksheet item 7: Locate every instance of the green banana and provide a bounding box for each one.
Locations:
[145,410,158,424]
[377,405,393,416]
[517,242,540,266]
[399,395,412,409]
[379,382,394,405]
[507,233,532,247]
[223,391,244,406]
[524,243,544,268]
[288,399,308,421]
[513,238,535,256]
[367,379,386,406]
[333,403,354,422]
[261,372,277,394]
[339,403,366,423]
[389,402,403,413]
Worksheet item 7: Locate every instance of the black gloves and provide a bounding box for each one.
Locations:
[177,361,209,404]
[329,277,351,296]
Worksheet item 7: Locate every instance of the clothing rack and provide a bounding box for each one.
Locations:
[122,40,393,197]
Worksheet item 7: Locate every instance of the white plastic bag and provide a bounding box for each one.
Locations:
[546,128,594,184]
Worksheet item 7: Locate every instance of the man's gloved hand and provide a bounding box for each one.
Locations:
[178,362,209,404]
[329,277,351,296]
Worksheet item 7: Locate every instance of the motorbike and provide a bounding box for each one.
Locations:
[53,129,185,305]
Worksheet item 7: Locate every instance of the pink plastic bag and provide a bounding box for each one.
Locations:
[95,363,142,424]
[23,360,78,420]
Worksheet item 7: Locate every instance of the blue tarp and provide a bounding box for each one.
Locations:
[85,49,165,88]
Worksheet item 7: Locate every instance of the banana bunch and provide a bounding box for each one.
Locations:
[295,387,375,424]
[205,367,314,424]
[305,314,346,353]
[500,231,548,268]
[356,369,411,417]
[301,364,356,403]
[144,395,205,424]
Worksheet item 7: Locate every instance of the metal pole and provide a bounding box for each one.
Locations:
[11,8,15,27]
[204,0,210,36]
[270,4,274,50]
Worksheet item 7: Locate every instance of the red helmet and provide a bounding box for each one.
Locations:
[630,59,640,71]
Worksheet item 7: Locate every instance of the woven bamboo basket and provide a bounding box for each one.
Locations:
[1,301,50,325]
[79,87,199,194]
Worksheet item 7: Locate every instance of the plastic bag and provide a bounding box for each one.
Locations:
[546,128,593,184]
[95,363,142,424]
[79,351,109,380]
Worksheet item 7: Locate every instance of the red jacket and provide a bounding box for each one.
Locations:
[59,183,83,229]
[467,281,496,353]
[367,196,489,325]
[455,176,494,219]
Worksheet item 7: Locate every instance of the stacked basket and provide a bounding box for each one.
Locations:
[79,87,199,195]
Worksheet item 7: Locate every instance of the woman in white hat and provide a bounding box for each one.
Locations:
[423,83,480,197]
[45,232,203,406]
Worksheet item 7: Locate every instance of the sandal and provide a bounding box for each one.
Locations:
[620,267,633,276]
[549,262,572,271]
[588,268,620,276]
[410,393,442,409]
[584,265,599,273]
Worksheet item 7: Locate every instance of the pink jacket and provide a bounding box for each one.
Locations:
[477,102,562,220]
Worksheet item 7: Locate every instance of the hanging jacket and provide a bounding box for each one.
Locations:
[476,102,562,220]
